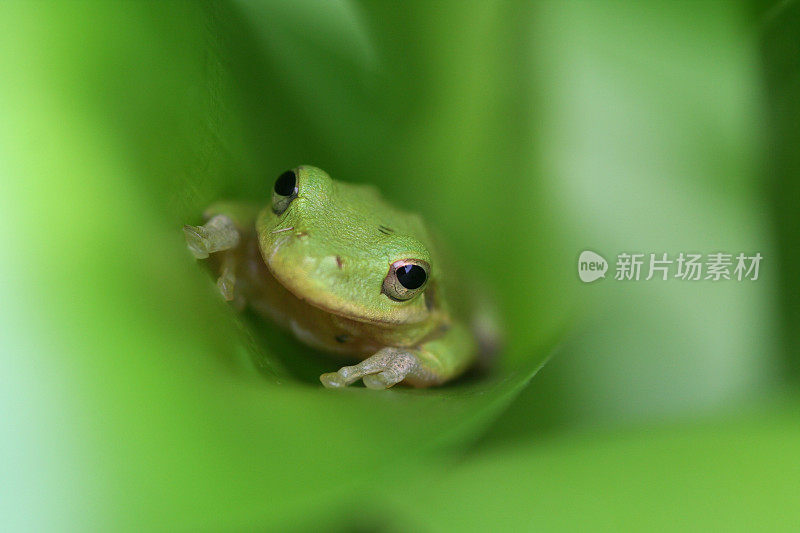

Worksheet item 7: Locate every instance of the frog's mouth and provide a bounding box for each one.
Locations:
[267,263,409,326]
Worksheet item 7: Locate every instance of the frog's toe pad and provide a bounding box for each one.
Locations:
[363,371,404,390]
[183,224,210,259]
[216,271,236,301]
[320,372,348,388]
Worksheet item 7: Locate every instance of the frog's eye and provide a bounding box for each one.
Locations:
[382,259,430,301]
[272,169,298,214]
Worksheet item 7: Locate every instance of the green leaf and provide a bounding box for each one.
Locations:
[378,395,800,532]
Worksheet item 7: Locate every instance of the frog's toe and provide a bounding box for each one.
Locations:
[363,369,405,390]
[216,270,236,301]
[320,360,378,389]
[183,224,210,259]
[320,371,348,388]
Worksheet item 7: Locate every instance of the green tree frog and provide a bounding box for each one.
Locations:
[184,166,498,389]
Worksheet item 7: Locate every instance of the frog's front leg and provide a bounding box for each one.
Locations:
[320,322,477,389]
[183,213,243,301]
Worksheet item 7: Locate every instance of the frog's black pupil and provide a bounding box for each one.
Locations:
[274,170,296,196]
[396,264,426,290]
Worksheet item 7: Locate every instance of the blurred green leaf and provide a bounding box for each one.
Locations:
[378,395,800,532]
[482,0,780,441]
[760,0,800,378]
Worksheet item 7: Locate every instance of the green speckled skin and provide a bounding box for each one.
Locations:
[185,166,490,389]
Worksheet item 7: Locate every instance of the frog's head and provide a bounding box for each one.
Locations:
[257,166,435,325]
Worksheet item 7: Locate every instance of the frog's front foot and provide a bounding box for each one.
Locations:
[183,214,240,259]
[184,214,242,301]
[320,348,418,390]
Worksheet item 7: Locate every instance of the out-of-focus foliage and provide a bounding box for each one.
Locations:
[760,0,800,377]
[481,0,782,444]
[0,1,796,531]
[391,397,800,531]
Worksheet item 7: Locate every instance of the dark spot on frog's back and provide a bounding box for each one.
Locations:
[335,334,350,343]
[377,225,394,236]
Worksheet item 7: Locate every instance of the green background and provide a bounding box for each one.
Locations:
[1,1,798,531]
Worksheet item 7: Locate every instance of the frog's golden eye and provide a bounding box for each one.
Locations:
[272,169,298,214]
[382,259,430,301]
